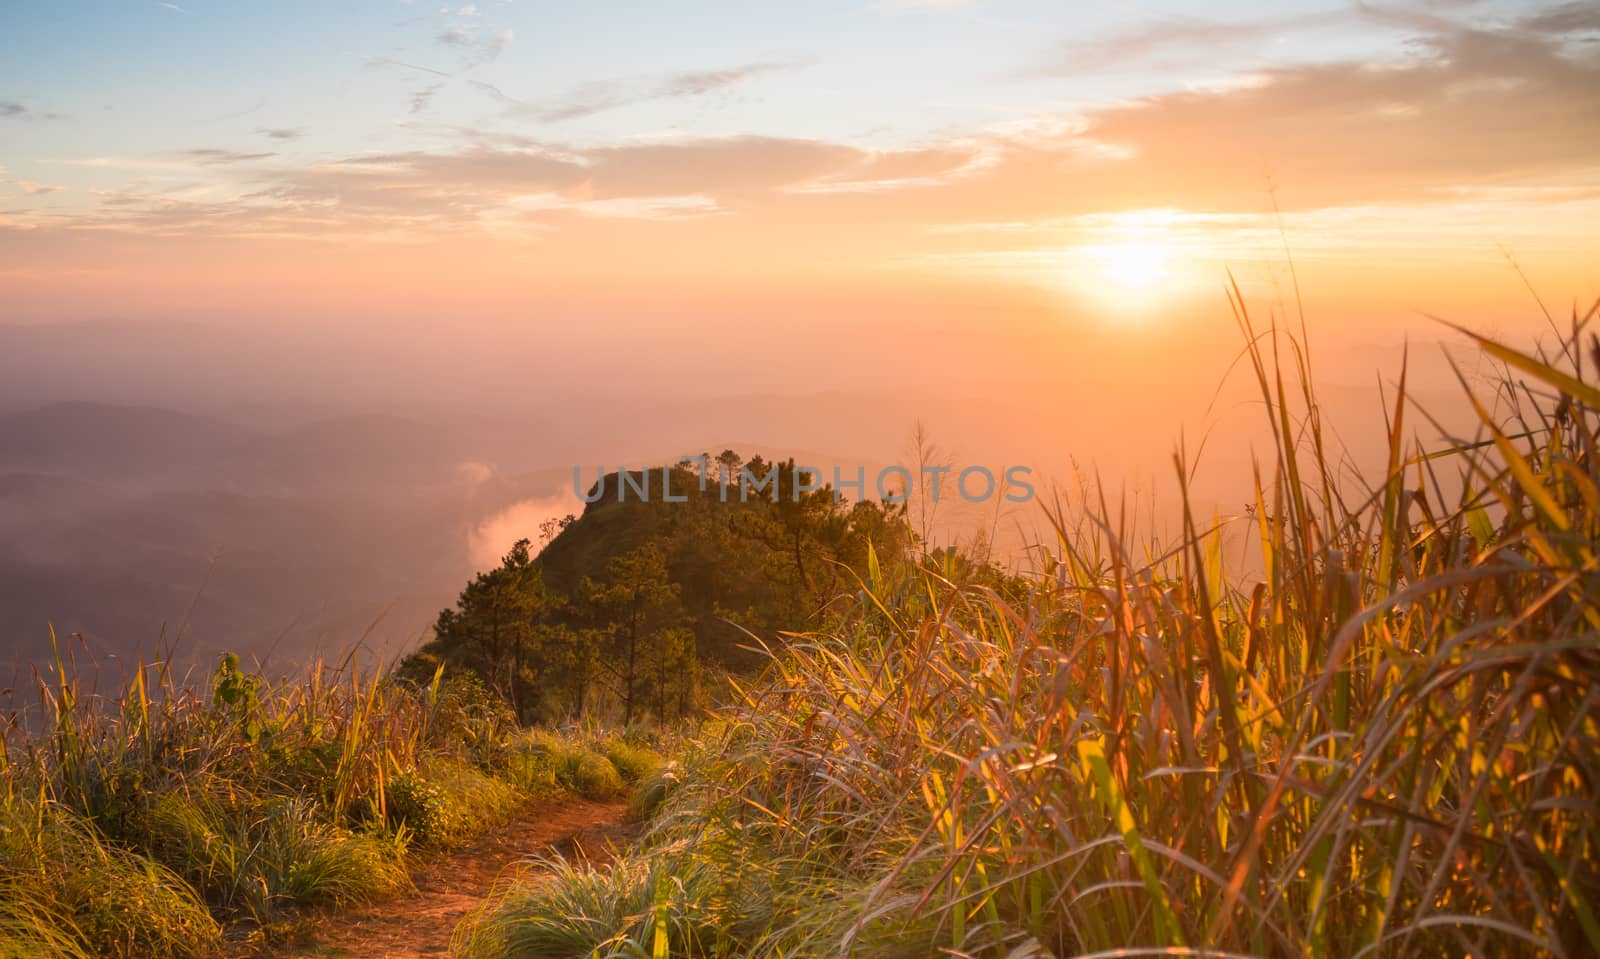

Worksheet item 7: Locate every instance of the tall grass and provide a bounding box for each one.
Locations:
[463,302,1599,958]
[0,647,620,957]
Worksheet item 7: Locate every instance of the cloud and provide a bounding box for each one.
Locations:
[13,14,1596,246]
[1043,2,1599,76]
[435,25,513,67]
[482,29,514,62]
[469,494,582,570]
[1516,2,1600,35]
[664,64,785,97]
[455,461,493,488]
[1,177,63,196]
[484,62,791,124]
[786,144,993,194]
[508,192,724,221]
[365,56,451,78]
[0,100,61,122]
[26,136,953,238]
[158,2,183,11]
[257,128,303,140]
[1049,10,1352,73]
[183,148,277,165]
[260,136,850,218]
[410,82,444,114]
[1050,23,1600,212]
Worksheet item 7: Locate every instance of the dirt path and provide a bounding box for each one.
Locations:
[258,798,632,959]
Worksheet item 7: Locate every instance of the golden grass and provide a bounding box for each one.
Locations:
[464,298,1599,958]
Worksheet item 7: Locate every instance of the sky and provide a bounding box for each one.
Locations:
[0,1,1596,401]
[0,1,1596,657]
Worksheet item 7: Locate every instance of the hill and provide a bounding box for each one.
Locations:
[0,401,247,482]
[403,454,913,723]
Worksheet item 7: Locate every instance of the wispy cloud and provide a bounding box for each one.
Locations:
[183,148,277,165]
[257,128,303,141]
[410,83,444,114]
[481,62,792,124]
[664,65,784,97]
[365,56,451,78]
[64,156,198,172]
[1047,9,1352,74]
[0,176,64,196]
[158,2,183,11]
[0,100,62,121]
[435,25,514,67]
[14,14,1598,248]
[1047,1,1600,76]
[27,136,933,238]
[1517,1,1600,35]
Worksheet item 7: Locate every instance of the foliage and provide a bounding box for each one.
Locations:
[404,455,912,725]
[508,729,643,802]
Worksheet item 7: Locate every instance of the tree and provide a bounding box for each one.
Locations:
[423,538,549,719]
[580,543,683,726]
[716,449,742,486]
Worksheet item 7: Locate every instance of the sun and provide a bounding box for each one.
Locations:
[1092,239,1175,291]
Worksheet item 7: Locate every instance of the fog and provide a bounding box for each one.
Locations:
[0,291,1501,696]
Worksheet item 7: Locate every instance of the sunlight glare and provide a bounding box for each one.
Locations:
[1092,239,1175,291]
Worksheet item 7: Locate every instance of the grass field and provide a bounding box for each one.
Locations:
[0,651,659,959]
[461,301,1600,958]
[4,300,1596,958]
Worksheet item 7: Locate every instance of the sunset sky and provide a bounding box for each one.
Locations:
[3,1,1594,328]
[0,0,1596,655]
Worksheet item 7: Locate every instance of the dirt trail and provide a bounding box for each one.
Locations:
[257,798,632,959]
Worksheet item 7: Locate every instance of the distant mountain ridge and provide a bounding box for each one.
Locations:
[0,401,248,481]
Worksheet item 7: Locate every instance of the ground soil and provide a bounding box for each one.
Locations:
[243,797,632,959]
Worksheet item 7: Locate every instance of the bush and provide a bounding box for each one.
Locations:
[387,759,520,846]
[602,741,664,785]
[386,769,452,843]
[510,730,630,801]
[564,751,624,801]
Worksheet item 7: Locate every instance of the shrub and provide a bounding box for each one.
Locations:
[387,759,519,846]
[602,740,664,785]
[511,730,630,801]
[386,769,452,843]
[564,750,623,801]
